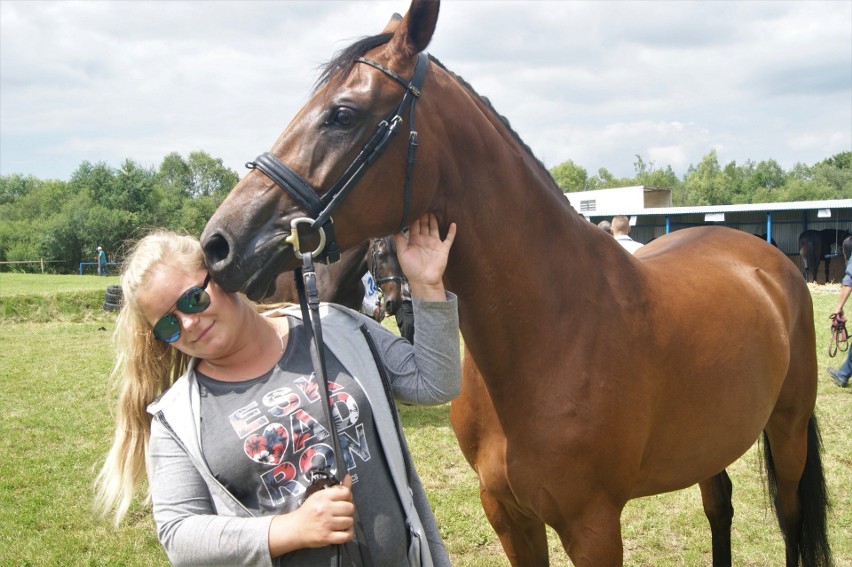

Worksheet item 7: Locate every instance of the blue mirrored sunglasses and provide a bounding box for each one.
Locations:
[152,274,212,343]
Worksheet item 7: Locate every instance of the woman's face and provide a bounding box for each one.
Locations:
[136,267,243,359]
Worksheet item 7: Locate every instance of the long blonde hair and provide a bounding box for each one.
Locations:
[94,230,206,525]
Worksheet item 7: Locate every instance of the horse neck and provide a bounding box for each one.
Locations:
[426,76,637,370]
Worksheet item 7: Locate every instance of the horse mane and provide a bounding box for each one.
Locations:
[317,34,564,197]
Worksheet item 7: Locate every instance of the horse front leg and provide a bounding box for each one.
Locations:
[479,487,549,567]
[552,498,624,567]
[699,471,734,566]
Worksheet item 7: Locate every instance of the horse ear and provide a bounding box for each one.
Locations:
[390,0,439,56]
[382,13,403,34]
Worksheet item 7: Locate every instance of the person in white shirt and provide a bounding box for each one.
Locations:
[611,215,644,254]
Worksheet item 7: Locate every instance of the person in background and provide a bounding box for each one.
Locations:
[95,213,460,566]
[597,220,612,234]
[611,215,644,254]
[827,239,852,388]
[97,246,108,276]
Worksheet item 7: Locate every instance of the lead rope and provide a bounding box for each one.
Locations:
[828,312,848,357]
[295,254,371,567]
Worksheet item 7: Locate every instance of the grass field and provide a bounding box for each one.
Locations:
[0,273,120,297]
[0,274,849,566]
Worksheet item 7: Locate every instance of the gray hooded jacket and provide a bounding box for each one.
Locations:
[147,295,460,566]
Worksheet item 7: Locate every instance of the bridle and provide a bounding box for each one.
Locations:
[246,52,430,264]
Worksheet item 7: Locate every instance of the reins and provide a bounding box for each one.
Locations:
[260,53,429,566]
[246,52,429,265]
[294,254,370,567]
[828,312,848,357]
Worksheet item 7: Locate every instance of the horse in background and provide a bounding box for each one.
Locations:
[799,228,850,283]
[371,235,415,343]
[261,240,371,309]
[753,233,778,247]
[200,1,831,564]
[263,238,411,339]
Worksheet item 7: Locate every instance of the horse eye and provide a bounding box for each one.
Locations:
[332,107,355,126]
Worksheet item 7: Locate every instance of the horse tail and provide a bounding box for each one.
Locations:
[762,414,832,566]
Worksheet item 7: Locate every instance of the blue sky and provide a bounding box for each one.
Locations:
[1,0,850,181]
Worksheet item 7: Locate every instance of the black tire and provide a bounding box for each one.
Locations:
[107,285,123,296]
[103,302,121,312]
[105,291,123,305]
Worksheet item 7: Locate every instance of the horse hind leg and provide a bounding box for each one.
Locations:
[699,471,734,566]
[762,415,832,566]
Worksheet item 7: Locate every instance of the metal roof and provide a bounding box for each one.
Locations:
[577,198,852,218]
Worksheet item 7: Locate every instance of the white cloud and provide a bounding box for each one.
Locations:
[1,0,850,181]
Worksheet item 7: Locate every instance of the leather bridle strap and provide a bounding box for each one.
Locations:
[245,53,429,264]
[294,256,370,567]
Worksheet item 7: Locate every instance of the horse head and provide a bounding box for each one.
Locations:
[201,0,441,300]
[370,235,406,315]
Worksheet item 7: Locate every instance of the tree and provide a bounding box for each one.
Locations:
[69,161,115,207]
[550,160,588,192]
[159,152,193,198]
[680,150,731,206]
[0,174,40,205]
[587,167,618,190]
[633,155,681,191]
[187,151,239,198]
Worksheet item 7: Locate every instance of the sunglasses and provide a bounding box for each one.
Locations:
[152,274,212,343]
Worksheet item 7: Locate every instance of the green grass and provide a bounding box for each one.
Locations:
[0,278,849,566]
[0,272,121,297]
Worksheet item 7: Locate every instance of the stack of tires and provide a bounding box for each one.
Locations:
[104,285,123,311]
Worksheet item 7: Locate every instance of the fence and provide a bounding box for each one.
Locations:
[79,262,120,276]
[0,259,64,273]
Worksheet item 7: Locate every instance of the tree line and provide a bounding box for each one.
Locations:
[550,150,851,205]
[0,151,238,273]
[1,149,850,274]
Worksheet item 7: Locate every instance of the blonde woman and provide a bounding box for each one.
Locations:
[96,214,460,566]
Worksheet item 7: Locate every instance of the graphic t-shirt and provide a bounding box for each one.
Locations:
[196,318,408,565]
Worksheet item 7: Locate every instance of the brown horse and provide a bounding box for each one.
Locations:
[200,2,830,565]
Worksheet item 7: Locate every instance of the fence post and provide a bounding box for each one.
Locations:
[41,258,45,273]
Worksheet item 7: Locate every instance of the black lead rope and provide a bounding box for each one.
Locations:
[294,256,370,567]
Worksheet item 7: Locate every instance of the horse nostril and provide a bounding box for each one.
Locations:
[202,232,232,271]
[385,299,398,315]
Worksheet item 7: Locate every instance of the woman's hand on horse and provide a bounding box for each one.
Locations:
[395,213,456,301]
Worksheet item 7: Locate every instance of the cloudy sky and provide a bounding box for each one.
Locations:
[1,0,850,182]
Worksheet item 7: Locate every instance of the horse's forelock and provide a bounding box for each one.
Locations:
[314,33,394,92]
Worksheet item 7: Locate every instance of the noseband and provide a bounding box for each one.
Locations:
[246,52,430,264]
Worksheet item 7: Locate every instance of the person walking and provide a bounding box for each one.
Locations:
[95,213,461,566]
[97,246,108,276]
[828,245,852,388]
